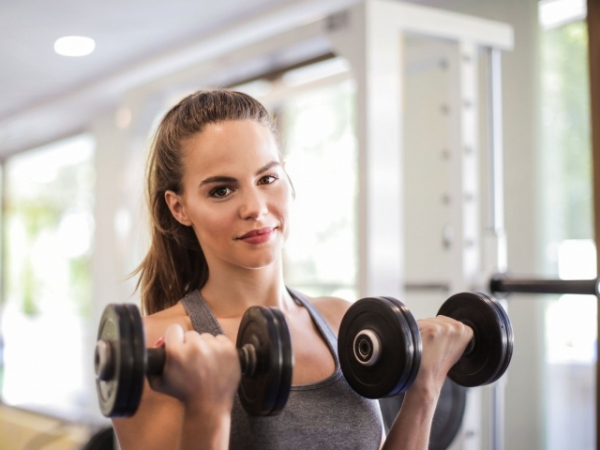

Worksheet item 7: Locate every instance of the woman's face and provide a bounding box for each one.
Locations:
[166,119,292,271]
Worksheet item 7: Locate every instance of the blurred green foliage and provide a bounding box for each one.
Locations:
[4,147,94,317]
[541,21,592,242]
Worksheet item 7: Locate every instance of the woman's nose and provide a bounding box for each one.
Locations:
[239,187,268,220]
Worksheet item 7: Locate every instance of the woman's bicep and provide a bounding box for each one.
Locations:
[112,380,183,450]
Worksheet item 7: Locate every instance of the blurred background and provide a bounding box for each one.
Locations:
[0,0,595,449]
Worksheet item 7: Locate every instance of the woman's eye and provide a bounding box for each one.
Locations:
[259,175,278,185]
[209,186,232,198]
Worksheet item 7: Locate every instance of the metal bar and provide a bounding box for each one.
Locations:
[491,378,506,450]
[403,282,450,292]
[490,275,600,296]
[0,163,4,399]
[487,46,506,450]
[586,1,600,447]
[225,52,337,88]
[488,47,505,237]
[486,46,508,275]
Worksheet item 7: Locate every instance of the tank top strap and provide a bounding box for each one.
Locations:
[180,290,223,336]
[286,287,339,356]
[180,288,338,352]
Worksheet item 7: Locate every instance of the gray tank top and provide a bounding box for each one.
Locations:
[180,289,383,450]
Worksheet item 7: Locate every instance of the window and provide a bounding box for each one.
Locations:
[0,134,95,420]
[539,1,595,448]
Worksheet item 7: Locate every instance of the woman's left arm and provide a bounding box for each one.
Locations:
[312,297,473,450]
[382,316,472,450]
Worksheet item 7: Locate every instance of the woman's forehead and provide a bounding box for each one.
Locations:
[182,120,280,175]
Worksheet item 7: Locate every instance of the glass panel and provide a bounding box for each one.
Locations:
[0,134,95,420]
[545,240,596,450]
[539,6,595,448]
[279,79,358,301]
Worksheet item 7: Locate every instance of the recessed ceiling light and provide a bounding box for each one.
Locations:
[54,36,95,57]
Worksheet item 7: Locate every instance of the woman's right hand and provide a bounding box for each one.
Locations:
[148,325,241,413]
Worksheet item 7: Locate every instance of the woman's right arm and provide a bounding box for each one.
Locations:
[112,319,241,450]
[381,316,474,450]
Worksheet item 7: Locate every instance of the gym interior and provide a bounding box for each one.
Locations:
[0,0,597,449]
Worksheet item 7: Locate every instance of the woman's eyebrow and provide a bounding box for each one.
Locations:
[200,175,237,186]
[200,161,281,186]
[255,161,280,175]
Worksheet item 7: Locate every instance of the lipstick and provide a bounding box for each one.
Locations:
[238,227,275,244]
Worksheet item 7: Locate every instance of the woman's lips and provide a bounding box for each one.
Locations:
[237,227,275,244]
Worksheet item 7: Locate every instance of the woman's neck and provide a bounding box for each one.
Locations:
[200,262,294,318]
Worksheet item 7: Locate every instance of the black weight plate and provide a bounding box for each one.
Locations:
[123,304,146,416]
[96,304,135,417]
[376,297,415,395]
[475,292,511,384]
[500,301,514,377]
[383,297,422,392]
[374,296,420,395]
[237,306,284,416]
[438,292,507,387]
[379,377,467,450]
[482,293,514,383]
[338,297,416,398]
[267,307,293,415]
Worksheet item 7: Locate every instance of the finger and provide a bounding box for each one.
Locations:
[416,317,438,327]
[434,316,473,336]
[164,324,185,345]
[434,315,463,326]
[215,334,231,343]
[198,332,216,342]
[181,330,206,348]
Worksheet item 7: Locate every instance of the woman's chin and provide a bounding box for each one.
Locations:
[236,252,281,270]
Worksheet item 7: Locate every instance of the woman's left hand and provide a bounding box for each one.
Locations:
[411,316,474,395]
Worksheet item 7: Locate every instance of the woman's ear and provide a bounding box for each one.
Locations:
[165,190,193,226]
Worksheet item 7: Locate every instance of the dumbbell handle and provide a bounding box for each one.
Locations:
[461,328,476,356]
[145,344,257,377]
[147,347,166,375]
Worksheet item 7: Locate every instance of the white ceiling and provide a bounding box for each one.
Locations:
[0,0,447,155]
[0,0,300,120]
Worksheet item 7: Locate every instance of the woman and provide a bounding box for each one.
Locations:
[112,90,472,450]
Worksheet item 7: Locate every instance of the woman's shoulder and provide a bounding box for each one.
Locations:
[298,292,353,337]
[143,302,193,345]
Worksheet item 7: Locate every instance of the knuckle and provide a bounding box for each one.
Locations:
[421,323,441,339]
[215,334,229,344]
[184,330,200,341]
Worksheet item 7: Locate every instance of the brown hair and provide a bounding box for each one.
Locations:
[135,90,276,315]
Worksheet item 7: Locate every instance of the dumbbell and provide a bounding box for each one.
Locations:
[94,303,293,417]
[338,292,513,398]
